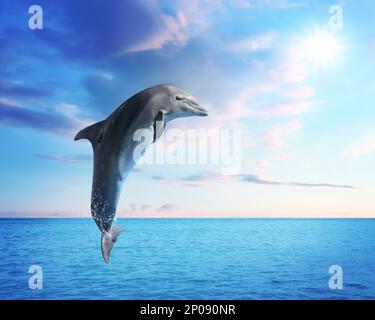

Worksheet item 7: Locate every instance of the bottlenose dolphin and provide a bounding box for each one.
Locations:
[74,84,208,263]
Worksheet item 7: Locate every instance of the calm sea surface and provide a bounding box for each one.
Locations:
[0,218,374,300]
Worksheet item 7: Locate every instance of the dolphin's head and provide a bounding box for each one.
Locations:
[150,84,208,121]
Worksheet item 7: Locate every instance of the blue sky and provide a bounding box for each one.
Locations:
[0,0,374,217]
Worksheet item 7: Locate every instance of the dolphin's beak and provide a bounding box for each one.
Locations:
[191,105,208,117]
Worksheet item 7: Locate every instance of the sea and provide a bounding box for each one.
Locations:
[0,218,374,300]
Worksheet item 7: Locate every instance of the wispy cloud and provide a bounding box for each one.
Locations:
[125,11,188,53]
[260,118,302,156]
[153,170,357,189]
[26,0,160,60]
[345,135,375,158]
[230,31,279,52]
[34,154,92,164]
[238,173,356,189]
[283,86,315,99]
[0,79,49,98]
[234,0,308,9]
[249,99,319,118]
[123,0,224,53]
[0,101,90,136]
[120,202,179,217]
[270,41,310,83]
[140,205,152,212]
[34,153,143,173]
[156,203,179,213]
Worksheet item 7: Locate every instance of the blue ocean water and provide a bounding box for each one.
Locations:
[0,218,374,300]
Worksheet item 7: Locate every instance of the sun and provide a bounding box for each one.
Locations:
[303,31,340,65]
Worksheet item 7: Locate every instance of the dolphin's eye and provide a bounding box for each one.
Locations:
[175,95,184,101]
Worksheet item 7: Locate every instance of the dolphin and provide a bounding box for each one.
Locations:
[74,84,208,263]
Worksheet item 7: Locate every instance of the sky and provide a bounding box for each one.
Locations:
[0,0,374,218]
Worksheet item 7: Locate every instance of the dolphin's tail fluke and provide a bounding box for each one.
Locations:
[101,224,123,264]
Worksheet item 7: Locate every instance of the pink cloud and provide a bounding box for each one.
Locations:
[119,202,180,217]
[124,0,224,53]
[213,37,316,123]
[153,170,233,188]
[249,99,319,118]
[261,118,303,156]
[284,86,315,99]
[141,205,152,212]
[232,0,307,9]
[126,11,188,52]
[156,203,179,213]
[345,135,375,158]
[213,82,280,125]
[270,43,309,83]
[230,32,279,52]
[151,170,356,189]
[255,159,269,174]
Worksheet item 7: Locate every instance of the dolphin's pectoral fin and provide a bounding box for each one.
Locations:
[74,120,105,146]
[101,224,123,264]
[153,111,166,142]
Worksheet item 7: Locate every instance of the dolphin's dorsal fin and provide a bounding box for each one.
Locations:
[74,120,105,145]
[153,111,166,142]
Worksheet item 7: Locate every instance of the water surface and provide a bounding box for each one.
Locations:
[0,218,374,299]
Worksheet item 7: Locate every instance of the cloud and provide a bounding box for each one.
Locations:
[270,41,310,83]
[180,171,224,182]
[283,86,315,99]
[152,171,232,187]
[345,135,375,158]
[255,159,269,168]
[207,31,318,129]
[153,170,357,189]
[0,101,90,136]
[34,154,92,163]
[238,173,356,189]
[211,83,279,127]
[27,0,158,60]
[125,11,188,53]
[260,118,302,156]
[249,99,319,118]
[123,0,226,53]
[34,153,144,173]
[140,205,152,212]
[156,203,179,213]
[230,32,279,52]
[233,0,308,9]
[121,202,179,216]
[213,82,318,131]
[0,79,49,98]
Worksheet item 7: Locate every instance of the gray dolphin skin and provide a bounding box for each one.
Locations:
[74,84,208,263]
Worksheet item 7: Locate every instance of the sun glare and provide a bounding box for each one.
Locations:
[303,31,340,65]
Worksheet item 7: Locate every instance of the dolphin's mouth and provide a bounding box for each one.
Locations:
[188,103,208,116]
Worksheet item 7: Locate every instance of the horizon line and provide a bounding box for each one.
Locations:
[0,216,374,219]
